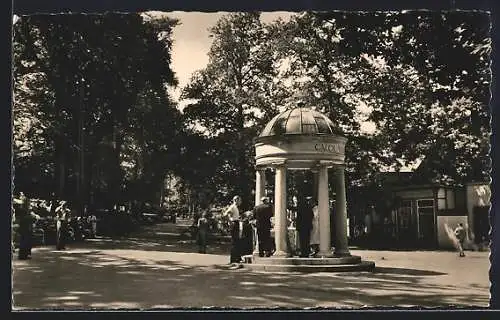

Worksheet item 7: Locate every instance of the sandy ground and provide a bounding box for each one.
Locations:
[12,222,491,310]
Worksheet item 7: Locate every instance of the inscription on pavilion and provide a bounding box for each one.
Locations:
[314,143,343,154]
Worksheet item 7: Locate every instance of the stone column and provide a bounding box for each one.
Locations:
[334,165,351,256]
[253,168,266,255]
[273,163,288,256]
[312,170,319,201]
[318,164,332,257]
[255,169,266,206]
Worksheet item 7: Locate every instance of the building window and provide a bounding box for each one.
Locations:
[398,200,412,230]
[416,199,435,240]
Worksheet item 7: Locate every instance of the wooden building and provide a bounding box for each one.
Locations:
[347,173,490,249]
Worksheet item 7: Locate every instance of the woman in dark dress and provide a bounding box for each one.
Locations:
[55,202,69,250]
[197,211,209,254]
[16,197,39,260]
[17,207,33,260]
[239,211,254,257]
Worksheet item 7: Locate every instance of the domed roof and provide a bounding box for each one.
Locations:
[259,106,338,137]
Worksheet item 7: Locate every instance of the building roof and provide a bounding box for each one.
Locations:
[259,106,340,137]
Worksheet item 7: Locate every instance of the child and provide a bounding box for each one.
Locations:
[454,223,467,257]
[197,211,209,254]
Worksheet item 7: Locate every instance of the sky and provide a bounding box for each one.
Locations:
[151,11,293,106]
[157,11,421,171]
[160,12,377,134]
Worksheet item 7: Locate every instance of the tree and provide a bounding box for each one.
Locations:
[271,11,491,186]
[13,13,182,212]
[380,12,491,184]
[181,12,289,208]
[270,12,429,186]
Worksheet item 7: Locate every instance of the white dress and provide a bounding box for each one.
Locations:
[310,206,320,245]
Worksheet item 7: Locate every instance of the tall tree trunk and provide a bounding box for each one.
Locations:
[233,76,250,208]
[77,84,86,216]
[51,137,64,215]
[58,151,66,201]
[111,123,124,207]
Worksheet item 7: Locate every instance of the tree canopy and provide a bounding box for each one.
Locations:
[180,12,290,208]
[13,11,491,213]
[13,13,182,211]
[180,10,491,206]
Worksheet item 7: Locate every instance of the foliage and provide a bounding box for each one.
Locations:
[13,13,181,210]
[271,11,491,186]
[181,13,289,209]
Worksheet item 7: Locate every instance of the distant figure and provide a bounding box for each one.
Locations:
[197,211,209,254]
[55,201,69,250]
[296,198,313,257]
[454,223,467,257]
[252,196,273,257]
[16,197,40,260]
[90,214,97,237]
[364,212,372,237]
[310,204,320,256]
[372,206,382,245]
[224,195,243,268]
[383,217,392,243]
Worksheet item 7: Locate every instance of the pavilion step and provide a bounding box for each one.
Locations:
[243,261,375,273]
[251,255,362,265]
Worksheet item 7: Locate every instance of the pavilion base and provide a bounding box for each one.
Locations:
[241,255,375,273]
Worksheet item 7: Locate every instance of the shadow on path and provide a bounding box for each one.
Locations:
[12,243,489,310]
[373,267,447,276]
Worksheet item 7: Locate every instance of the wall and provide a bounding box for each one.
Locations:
[437,188,456,210]
[466,183,491,212]
[394,189,433,199]
[446,188,455,209]
[455,187,467,211]
[465,183,491,239]
[436,215,470,249]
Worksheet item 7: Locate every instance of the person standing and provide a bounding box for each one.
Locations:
[90,214,97,238]
[224,195,243,268]
[454,223,467,257]
[16,197,39,260]
[296,197,314,258]
[364,211,372,244]
[55,201,69,250]
[252,196,273,257]
[310,203,320,256]
[197,211,209,254]
[239,211,254,257]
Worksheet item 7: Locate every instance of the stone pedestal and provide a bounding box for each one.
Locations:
[243,255,375,273]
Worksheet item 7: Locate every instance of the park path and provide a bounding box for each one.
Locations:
[12,222,491,309]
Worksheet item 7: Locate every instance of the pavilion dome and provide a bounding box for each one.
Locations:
[259,105,338,138]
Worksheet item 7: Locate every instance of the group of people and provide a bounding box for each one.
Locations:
[13,194,99,260]
[196,195,322,269]
[193,195,273,269]
[295,198,320,258]
[195,195,257,266]
[223,195,263,269]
